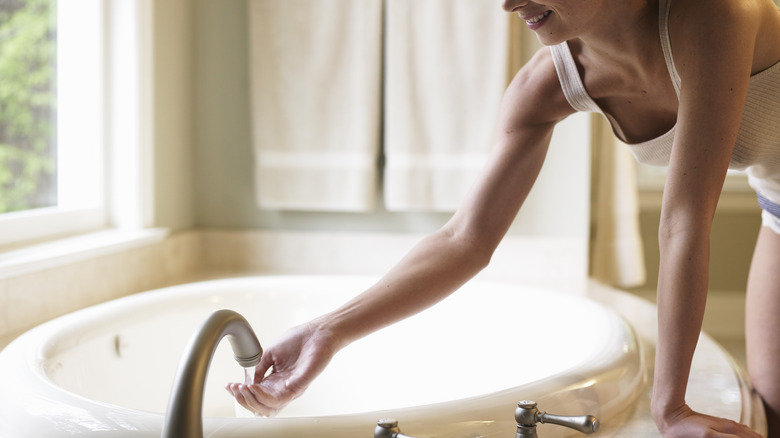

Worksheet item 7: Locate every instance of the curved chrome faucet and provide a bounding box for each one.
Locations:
[515,400,599,437]
[161,309,263,438]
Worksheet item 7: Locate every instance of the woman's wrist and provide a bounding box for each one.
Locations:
[650,393,690,431]
[308,311,353,353]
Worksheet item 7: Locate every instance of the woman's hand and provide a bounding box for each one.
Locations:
[654,403,763,438]
[225,320,340,417]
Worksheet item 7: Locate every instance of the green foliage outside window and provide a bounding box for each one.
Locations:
[0,0,57,214]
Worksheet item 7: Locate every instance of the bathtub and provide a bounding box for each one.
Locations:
[0,275,646,437]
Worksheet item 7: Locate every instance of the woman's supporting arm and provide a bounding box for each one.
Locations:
[651,2,761,436]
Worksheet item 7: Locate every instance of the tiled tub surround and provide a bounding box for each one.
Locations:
[0,231,203,347]
[0,230,766,437]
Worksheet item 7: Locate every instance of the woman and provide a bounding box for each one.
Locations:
[228,1,780,436]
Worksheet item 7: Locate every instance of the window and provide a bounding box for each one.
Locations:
[0,0,105,247]
[0,0,57,213]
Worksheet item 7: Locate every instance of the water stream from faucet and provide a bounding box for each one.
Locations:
[243,365,256,385]
[234,366,259,418]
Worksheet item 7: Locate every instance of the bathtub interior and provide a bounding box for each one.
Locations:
[38,276,638,419]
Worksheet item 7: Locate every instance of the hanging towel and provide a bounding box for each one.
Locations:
[247,0,383,211]
[384,0,509,211]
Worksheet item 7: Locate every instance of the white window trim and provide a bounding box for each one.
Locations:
[0,208,104,248]
[106,0,156,231]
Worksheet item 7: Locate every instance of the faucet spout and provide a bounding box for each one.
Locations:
[162,309,263,438]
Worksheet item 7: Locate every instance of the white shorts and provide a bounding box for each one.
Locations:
[758,193,780,235]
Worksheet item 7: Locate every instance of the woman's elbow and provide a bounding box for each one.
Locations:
[437,225,496,271]
[657,214,712,254]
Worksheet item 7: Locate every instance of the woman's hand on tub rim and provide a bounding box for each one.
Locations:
[225,320,341,416]
[652,402,763,438]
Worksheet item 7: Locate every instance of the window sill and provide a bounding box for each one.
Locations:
[0,228,169,280]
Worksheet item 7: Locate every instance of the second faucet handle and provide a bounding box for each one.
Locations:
[515,400,600,436]
[375,419,431,438]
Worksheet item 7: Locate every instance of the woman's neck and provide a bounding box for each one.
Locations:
[575,0,660,72]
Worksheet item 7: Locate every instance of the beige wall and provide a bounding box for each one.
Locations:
[628,193,761,348]
[189,2,592,239]
[152,0,195,230]
[148,1,763,297]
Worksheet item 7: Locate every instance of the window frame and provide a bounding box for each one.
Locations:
[0,0,156,249]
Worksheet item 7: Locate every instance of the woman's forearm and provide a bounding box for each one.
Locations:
[312,226,492,349]
[651,228,711,423]
[302,55,563,356]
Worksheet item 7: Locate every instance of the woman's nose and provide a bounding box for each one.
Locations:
[502,0,529,13]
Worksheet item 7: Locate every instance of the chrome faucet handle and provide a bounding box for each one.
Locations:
[375,419,430,438]
[515,400,599,437]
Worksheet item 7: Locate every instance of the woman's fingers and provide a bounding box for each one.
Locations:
[714,417,762,438]
[252,353,275,383]
[225,383,258,414]
[224,382,288,417]
[658,409,763,438]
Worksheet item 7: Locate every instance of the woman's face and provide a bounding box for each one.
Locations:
[502,1,603,45]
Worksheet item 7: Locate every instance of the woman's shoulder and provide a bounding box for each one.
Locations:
[502,47,575,128]
[669,0,764,22]
[667,0,764,49]
[667,0,767,83]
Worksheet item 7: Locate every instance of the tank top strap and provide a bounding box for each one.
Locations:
[658,0,682,97]
[549,42,601,113]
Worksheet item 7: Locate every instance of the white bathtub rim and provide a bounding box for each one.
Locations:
[0,275,647,437]
[0,329,647,438]
[30,275,617,366]
[5,277,641,402]
[31,274,636,410]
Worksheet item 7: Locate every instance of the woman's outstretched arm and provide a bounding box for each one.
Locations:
[227,48,575,416]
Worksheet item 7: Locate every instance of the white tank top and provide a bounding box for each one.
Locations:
[550,0,780,201]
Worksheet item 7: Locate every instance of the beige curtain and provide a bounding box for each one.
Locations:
[590,118,647,288]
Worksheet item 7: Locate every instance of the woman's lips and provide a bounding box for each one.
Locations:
[522,10,551,30]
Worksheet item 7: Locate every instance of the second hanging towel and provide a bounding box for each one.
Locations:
[384,0,509,211]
